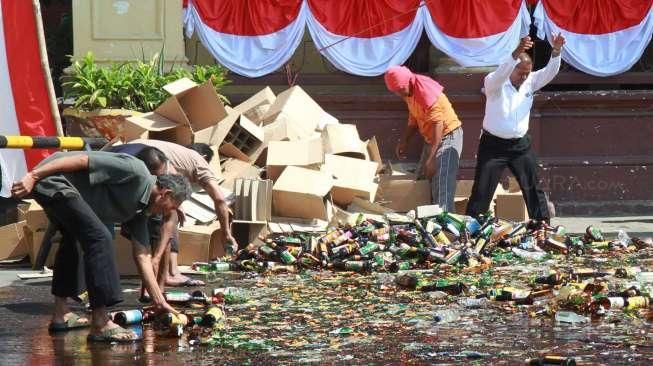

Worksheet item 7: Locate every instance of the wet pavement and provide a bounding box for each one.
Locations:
[2,248,653,365]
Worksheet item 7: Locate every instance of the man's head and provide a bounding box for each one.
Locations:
[149,174,192,215]
[384,65,413,97]
[135,147,168,175]
[510,53,533,88]
[187,143,214,163]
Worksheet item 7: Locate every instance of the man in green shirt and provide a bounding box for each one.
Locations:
[12,151,192,342]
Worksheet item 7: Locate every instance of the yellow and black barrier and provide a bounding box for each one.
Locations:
[0,136,108,150]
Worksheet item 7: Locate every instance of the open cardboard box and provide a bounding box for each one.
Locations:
[261,86,323,132]
[495,192,529,222]
[272,166,334,221]
[220,158,261,192]
[266,138,323,181]
[321,124,367,159]
[376,174,432,213]
[233,86,276,124]
[322,154,378,206]
[124,78,228,145]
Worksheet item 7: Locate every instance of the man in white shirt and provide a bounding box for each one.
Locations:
[466,34,565,222]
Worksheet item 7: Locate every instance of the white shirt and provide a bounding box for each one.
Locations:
[482,55,561,139]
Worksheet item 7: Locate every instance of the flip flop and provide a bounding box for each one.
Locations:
[48,313,90,332]
[166,277,205,287]
[87,326,142,343]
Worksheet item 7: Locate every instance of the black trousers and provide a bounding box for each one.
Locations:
[34,192,123,309]
[466,131,549,220]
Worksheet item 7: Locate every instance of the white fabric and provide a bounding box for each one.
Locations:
[306,7,425,76]
[534,3,653,77]
[0,6,27,198]
[423,1,531,67]
[482,56,561,139]
[183,2,308,78]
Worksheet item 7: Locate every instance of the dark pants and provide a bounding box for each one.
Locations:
[35,192,122,309]
[466,131,549,220]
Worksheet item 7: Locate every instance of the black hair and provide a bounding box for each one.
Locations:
[187,143,214,163]
[156,174,192,203]
[135,146,167,173]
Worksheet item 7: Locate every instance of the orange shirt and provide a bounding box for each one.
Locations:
[405,93,461,144]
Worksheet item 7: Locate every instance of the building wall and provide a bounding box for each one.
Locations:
[189,28,653,216]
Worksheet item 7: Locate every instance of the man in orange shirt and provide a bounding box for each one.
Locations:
[385,65,463,212]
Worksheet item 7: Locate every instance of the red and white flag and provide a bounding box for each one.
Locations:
[534,0,653,76]
[0,0,58,197]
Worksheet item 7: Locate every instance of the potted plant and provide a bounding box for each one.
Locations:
[62,51,229,139]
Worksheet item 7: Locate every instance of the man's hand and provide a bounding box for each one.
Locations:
[425,158,437,179]
[395,141,408,160]
[220,231,239,257]
[152,300,178,316]
[551,32,565,57]
[512,36,534,60]
[11,172,37,198]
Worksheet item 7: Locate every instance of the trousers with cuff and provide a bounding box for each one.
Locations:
[466,131,549,220]
[417,127,463,212]
[34,191,123,309]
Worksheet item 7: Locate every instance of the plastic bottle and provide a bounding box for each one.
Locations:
[511,247,547,261]
[616,230,631,247]
[433,309,460,323]
[635,271,653,284]
[458,297,487,309]
[554,310,588,324]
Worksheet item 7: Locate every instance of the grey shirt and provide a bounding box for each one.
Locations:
[34,151,156,246]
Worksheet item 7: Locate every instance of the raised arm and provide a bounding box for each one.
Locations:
[531,33,565,91]
[484,37,534,93]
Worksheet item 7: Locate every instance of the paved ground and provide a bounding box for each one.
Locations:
[552,216,653,238]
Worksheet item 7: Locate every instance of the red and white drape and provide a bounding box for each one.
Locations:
[0,0,57,197]
[534,0,653,76]
[184,0,531,77]
[184,0,653,78]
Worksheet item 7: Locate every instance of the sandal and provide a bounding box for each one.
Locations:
[166,277,205,287]
[87,326,142,343]
[48,313,90,332]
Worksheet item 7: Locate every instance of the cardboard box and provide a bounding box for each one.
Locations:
[495,192,529,222]
[124,78,228,145]
[322,154,378,206]
[232,221,267,247]
[220,158,261,191]
[181,199,217,224]
[25,200,49,232]
[365,137,384,173]
[321,124,367,159]
[233,178,273,222]
[261,86,323,134]
[233,86,276,124]
[266,139,324,181]
[178,222,224,265]
[376,175,432,212]
[317,111,339,131]
[272,166,334,220]
[263,117,316,141]
[454,197,468,215]
[0,221,29,260]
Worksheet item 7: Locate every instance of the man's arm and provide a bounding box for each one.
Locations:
[424,123,444,179]
[530,33,565,91]
[204,180,238,254]
[396,122,418,160]
[11,154,89,198]
[152,213,177,289]
[132,242,178,315]
[484,37,534,94]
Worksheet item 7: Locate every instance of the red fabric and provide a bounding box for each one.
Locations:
[307,0,420,38]
[384,66,443,109]
[427,0,523,38]
[190,0,302,36]
[527,0,539,5]
[2,0,56,169]
[183,0,188,8]
[542,0,652,34]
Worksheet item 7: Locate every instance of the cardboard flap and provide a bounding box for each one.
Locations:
[261,86,323,131]
[366,136,383,173]
[220,142,251,162]
[155,97,191,126]
[376,175,431,213]
[179,81,227,131]
[163,77,198,96]
[210,106,240,146]
[181,199,217,224]
[125,112,179,131]
[273,166,332,197]
[322,124,366,158]
[238,114,265,142]
[234,86,276,123]
[266,139,323,166]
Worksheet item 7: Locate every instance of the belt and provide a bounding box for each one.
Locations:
[482,129,524,142]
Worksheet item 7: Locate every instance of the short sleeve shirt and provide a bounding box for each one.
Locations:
[34,151,156,246]
[405,93,462,145]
